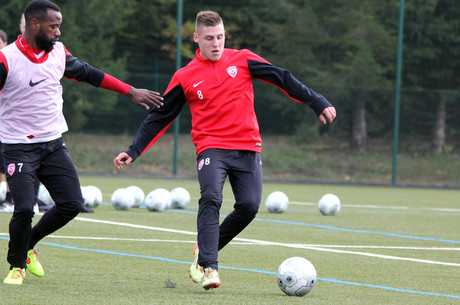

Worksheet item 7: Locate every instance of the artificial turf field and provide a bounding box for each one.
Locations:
[1,176,459,304]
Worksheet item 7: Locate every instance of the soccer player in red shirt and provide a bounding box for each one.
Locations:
[114,10,336,290]
[1,0,163,285]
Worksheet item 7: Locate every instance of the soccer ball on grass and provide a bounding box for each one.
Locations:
[127,185,145,208]
[318,193,341,216]
[170,187,190,209]
[85,185,103,207]
[38,184,54,205]
[81,186,96,208]
[145,188,172,212]
[277,256,317,296]
[265,191,289,213]
[111,188,135,210]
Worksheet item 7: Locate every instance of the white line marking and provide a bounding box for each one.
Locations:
[3,216,458,267]
[15,234,460,250]
[290,201,460,212]
[70,217,460,267]
[233,237,460,267]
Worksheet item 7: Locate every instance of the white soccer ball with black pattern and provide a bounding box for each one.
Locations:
[0,181,7,202]
[85,185,103,207]
[81,186,96,208]
[170,187,190,209]
[127,185,145,208]
[145,188,172,212]
[318,193,341,216]
[265,191,289,213]
[38,184,54,205]
[277,257,317,296]
[111,188,134,210]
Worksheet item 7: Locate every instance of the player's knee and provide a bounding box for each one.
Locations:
[240,200,260,218]
[12,206,35,220]
[199,190,223,208]
[55,199,82,219]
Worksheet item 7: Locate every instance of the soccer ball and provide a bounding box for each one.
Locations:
[277,257,317,296]
[170,187,190,209]
[38,184,54,205]
[81,186,96,208]
[111,188,135,210]
[0,181,7,202]
[145,188,172,212]
[85,185,103,207]
[265,191,289,213]
[318,193,341,216]
[127,186,145,208]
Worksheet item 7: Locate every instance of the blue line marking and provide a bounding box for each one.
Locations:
[169,209,460,244]
[1,237,458,299]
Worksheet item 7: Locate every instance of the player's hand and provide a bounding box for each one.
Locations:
[114,152,133,169]
[127,87,164,110]
[319,106,336,125]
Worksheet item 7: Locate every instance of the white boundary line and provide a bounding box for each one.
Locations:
[4,233,458,251]
[71,217,460,267]
[2,216,459,267]
[290,201,460,212]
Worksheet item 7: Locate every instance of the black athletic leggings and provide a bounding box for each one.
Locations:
[196,149,263,270]
[2,137,83,269]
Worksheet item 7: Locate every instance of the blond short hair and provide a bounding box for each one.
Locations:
[195,11,223,33]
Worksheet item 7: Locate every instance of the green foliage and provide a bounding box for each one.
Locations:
[0,0,459,148]
[58,0,135,130]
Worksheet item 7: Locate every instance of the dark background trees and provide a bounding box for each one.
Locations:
[0,0,458,153]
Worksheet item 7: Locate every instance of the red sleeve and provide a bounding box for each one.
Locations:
[99,73,131,96]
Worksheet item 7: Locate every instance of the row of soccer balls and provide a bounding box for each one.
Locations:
[36,183,340,216]
[111,186,190,211]
[266,191,341,216]
[36,185,105,208]
[35,184,191,211]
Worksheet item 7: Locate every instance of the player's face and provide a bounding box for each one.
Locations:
[194,23,225,61]
[35,9,62,52]
[0,38,7,49]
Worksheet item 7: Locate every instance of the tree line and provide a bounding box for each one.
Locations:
[1,0,458,154]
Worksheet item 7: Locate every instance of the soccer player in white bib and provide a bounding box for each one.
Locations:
[0,0,164,285]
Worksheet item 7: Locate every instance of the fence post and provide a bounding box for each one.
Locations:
[392,0,405,185]
[173,0,183,176]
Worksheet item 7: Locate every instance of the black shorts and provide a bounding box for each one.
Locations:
[1,137,83,209]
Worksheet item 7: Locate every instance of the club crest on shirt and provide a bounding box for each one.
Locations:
[7,163,15,176]
[227,66,237,78]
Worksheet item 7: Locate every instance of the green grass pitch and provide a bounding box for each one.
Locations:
[1,176,459,304]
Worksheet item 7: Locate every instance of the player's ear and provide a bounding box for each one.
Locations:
[193,32,199,43]
[29,18,41,32]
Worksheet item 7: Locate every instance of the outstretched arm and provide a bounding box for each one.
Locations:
[245,50,335,122]
[64,54,163,109]
[113,82,187,169]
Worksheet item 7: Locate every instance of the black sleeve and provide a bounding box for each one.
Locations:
[125,84,187,161]
[0,61,6,90]
[64,55,105,87]
[248,60,332,117]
